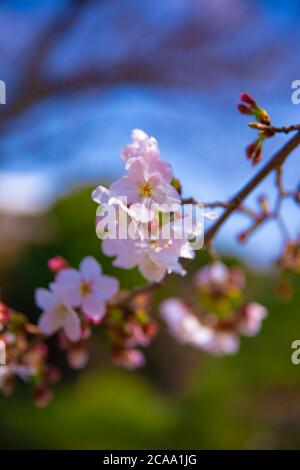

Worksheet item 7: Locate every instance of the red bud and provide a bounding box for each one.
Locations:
[48,256,69,273]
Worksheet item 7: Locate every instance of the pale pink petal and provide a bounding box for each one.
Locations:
[129,202,154,223]
[101,238,120,257]
[63,309,81,342]
[139,256,166,282]
[38,310,62,336]
[126,157,149,182]
[55,269,82,306]
[79,256,102,281]
[82,295,106,322]
[91,185,110,204]
[110,177,139,203]
[35,288,56,311]
[151,183,180,206]
[151,160,173,182]
[93,275,119,300]
[132,128,149,142]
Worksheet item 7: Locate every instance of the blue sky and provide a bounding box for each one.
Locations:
[0,0,299,265]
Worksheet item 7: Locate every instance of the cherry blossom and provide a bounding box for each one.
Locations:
[36,281,81,342]
[160,298,213,348]
[121,129,173,183]
[109,158,180,223]
[56,256,119,323]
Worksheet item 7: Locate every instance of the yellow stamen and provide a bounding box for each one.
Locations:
[81,281,91,296]
[139,181,153,197]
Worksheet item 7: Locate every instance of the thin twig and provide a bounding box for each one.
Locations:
[205,131,300,244]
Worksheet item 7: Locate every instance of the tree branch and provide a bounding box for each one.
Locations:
[205,131,300,243]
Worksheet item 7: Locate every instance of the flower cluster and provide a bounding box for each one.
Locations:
[107,292,158,370]
[0,303,60,407]
[160,262,267,355]
[92,129,202,282]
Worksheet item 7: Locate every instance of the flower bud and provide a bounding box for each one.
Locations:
[237,230,249,243]
[237,104,253,115]
[0,303,11,327]
[258,108,271,126]
[67,345,89,370]
[246,141,262,165]
[48,256,69,273]
[33,386,54,409]
[240,93,257,107]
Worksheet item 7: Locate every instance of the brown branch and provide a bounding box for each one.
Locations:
[205,131,300,244]
[181,198,229,209]
[249,122,300,134]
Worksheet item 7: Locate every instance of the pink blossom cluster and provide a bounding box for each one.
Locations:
[0,304,60,408]
[160,262,267,355]
[92,129,202,283]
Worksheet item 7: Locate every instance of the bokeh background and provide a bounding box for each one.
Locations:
[0,0,300,449]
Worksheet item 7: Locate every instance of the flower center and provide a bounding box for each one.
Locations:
[81,281,91,296]
[57,304,68,315]
[139,181,153,198]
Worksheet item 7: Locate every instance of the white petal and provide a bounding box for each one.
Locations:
[82,295,106,322]
[139,256,166,282]
[35,288,55,311]
[38,310,62,336]
[94,275,119,300]
[80,256,102,281]
[64,309,81,342]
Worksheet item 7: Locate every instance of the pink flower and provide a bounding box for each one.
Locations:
[122,129,173,182]
[160,298,213,347]
[237,302,268,336]
[56,256,119,323]
[109,158,180,222]
[160,298,240,356]
[36,281,81,342]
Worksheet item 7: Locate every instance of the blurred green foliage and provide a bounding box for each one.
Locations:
[0,186,300,449]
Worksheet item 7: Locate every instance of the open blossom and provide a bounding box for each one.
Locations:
[56,256,119,323]
[93,129,180,224]
[109,158,180,223]
[121,129,173,183]
[36,281,81,342]
[160,298,213,348]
